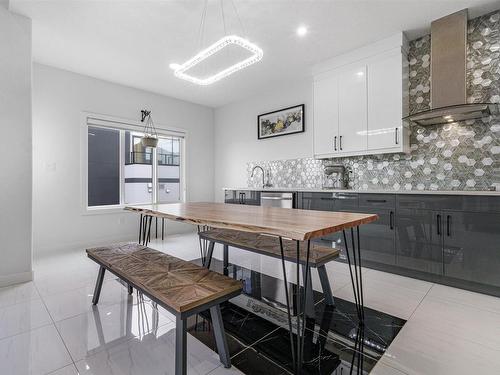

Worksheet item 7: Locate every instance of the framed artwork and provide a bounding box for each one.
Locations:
[257,104,305,139]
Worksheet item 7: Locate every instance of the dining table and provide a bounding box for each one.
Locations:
[125,202,378,374]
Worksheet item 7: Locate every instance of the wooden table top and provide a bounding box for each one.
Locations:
[125,202,378,241]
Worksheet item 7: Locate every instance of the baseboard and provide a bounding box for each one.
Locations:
[0,270,34,288]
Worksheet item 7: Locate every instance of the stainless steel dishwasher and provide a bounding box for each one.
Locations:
[260,192,294,208]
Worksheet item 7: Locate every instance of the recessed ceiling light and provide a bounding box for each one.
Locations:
[169,35,263,86]
[296,26,308,37]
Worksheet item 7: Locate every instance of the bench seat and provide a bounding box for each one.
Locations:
[198,228,338,308]
[86,242,242,375]
[198,228,340,267]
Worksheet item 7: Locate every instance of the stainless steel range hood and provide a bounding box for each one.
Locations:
[405,9,499,126]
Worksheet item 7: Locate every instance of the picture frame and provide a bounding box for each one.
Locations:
[257,104,305,139]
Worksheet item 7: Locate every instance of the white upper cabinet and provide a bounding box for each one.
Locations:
[338,64,367,153]
[313,74,339,156]
[312,33,409,159]
[367,49,407,151]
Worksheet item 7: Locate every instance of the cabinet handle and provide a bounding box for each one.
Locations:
[339,135,343,151]
[437,214,441,236]
[395,127,399,145]
[334,136,337,151]
[366,199,387,203]
[333,193,356,199]
[446,215,451,237]
[390,211,394,230]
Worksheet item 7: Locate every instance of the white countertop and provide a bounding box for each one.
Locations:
[223,187,500,196]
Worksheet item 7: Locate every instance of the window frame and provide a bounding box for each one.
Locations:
[81,112,187,215]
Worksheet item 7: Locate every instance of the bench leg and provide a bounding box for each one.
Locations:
[138,214,143,243]
[92,266,106,305]
[302,265,316,318]
[223,244,229,276]
[205,241,215,269]
[317,265,335,306]
[175,316,187,375]
[210,305,231,368]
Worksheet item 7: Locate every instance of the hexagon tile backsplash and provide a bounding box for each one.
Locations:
[248,10,500,192]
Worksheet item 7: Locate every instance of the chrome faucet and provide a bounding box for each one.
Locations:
[251,165,272,188]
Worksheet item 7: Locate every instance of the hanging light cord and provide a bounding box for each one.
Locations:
[220,0,227,36]
[230,0,246,37]
[198,0,208,50]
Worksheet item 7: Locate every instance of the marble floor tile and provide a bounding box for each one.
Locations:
[362,268,433,294]
[20,232,500,375]
[34,250,99,279]
[381,320,500,375]
[0,324,72,375]
[44,278,137,322]
[369,361,408,375]
[333,274,428,320]
[75,324,224,375]
[148,233,203,262]
[0,298,53,339]
[206,365,245,374]
[56,299,173,361]
[230,346,290,375]
[0,281,40,308]
[323,260,371,293]
[35,271,98,298]
[47,364,79,375]
[408,295,500,350]
[427,283,500,314]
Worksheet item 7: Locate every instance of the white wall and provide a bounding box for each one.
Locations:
[33,64,214,255]
[0,8,33,286]
[213,78,313,201]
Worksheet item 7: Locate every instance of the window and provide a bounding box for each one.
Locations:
[88,126,120,207]
[84,115,185,210]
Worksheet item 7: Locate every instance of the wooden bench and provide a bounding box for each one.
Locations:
[86,243,243,375]
[198,228,340,308]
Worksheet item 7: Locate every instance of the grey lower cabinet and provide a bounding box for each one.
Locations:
[358,194,396,266]
[298,192,358,262]
[395,208,443,274]
[224,190,260,205]
[443,210,500,288]
[227,190,500,295]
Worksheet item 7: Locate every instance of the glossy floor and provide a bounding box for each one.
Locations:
[1,232,500,374]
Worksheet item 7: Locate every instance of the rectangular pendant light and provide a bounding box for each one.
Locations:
[169,35,263,85]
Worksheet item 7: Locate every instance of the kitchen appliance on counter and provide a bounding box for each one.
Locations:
[260,192,294,208]
[323,164,350,189]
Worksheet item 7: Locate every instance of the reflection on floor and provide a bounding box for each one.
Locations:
[3,232,500,374]
[188,258,405,375]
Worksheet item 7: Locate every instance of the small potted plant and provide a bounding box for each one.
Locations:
[140,110,158,148]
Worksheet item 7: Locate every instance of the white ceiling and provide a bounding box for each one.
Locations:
[11,0,500,108]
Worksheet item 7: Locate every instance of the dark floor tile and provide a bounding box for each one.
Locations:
[189,257,405,374]
[311,299,405,355]
[187,301,280,357]
[231,346,291,375]
[187,314,247,358]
